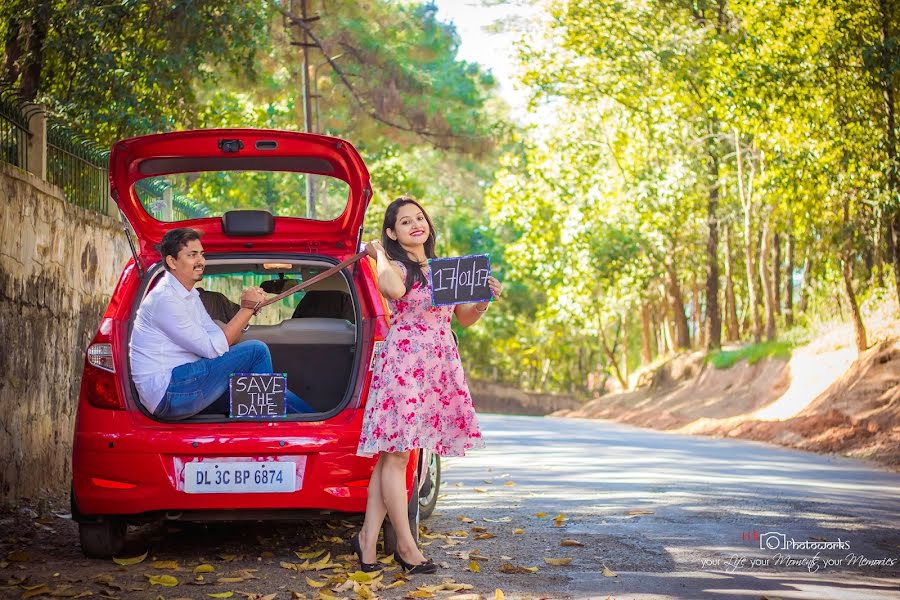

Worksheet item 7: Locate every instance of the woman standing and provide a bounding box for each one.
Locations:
[351,196,501,574]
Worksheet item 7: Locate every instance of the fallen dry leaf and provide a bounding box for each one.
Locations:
[207,593,234,599]
[553,514,567,527]
[503,481,515,487]
[194,564,215,574]
[534,512,546,518]
[474,533,496,540]
[218,554,242,562]
[22,585,51,599]
[473,488,487,493]
[112,551,147,566]
[543,557,573,566]
[407,591,435,599]
[482,517,511,523]
[499,563,538,574]
[495,590,505,600]
[560,539,584,547]
[626,510,654,516]
[457,516,475,523]
[151,560,179,570]
[468,560,480,573]
[304,576,326,588]
[145,574,178,587]
[294,550,326,560]
[470,526,488,533]
[512,529,524,535]
[601,564,618,577]
[7,550,28,562]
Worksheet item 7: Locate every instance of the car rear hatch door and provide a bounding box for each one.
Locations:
[108,129,372,265]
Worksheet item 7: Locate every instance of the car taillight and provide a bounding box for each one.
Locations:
[83,330,125,410]
[87,343,115,372]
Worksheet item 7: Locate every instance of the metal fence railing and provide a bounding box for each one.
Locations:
[0,90,29,170]
[134,178,212,221]
[46,123,110,214]
[0,102,210,220]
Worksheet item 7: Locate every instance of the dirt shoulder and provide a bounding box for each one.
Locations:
[553,319,900,470]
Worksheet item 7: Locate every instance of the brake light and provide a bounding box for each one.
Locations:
[82,320,125,410]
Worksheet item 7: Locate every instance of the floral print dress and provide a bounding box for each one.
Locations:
[357,261,484,457]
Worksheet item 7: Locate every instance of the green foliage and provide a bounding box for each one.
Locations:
[707,340,794,370]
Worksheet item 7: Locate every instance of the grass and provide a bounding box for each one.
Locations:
[706,339,795,369]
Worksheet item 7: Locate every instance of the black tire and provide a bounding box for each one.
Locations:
[382,473,420,556]
[418,453,440,519]
[78,520,127,558]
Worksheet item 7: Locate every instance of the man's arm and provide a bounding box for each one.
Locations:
[218,287,268,346]
[156,295,229,359]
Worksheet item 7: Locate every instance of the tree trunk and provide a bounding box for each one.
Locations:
[665,260,691,350]
[735,130,763,342]
[759,216,777,341]
[799,250,812,314]
[723,224,740,341]
[3,12,23,83]
[640,303,653,365]
[694,285,706,348]
[878,0,900,309]
[704,133,722,349]
[784,232,795,327]
[841,257,867,354]
[773,232,782,316]
[599,324,628,390]
[893,213,900,308]
[621,311,629,385]
[19,0,52,100]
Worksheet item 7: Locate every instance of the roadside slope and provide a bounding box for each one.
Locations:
[554,316,900,468]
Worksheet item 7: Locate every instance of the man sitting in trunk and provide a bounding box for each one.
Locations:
[129,227,313,419]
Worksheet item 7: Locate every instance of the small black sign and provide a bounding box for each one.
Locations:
[429,254,492,307]
[229,373,287,418]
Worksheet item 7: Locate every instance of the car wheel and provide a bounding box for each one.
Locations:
[78,519,127,558]
[382,473,420,557]
[418,453,440,519]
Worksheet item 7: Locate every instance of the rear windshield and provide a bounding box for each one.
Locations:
[134,171,350,222]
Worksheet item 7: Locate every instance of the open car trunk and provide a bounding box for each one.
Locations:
[128,254,363,422]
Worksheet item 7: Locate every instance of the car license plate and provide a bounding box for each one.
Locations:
[183,461,296,494]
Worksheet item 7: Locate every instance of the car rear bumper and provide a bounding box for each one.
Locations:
[73,447,377,517]
[70,422,414,518]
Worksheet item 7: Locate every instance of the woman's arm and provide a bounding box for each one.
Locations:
[368,241,406,299]
[453,276,502,328]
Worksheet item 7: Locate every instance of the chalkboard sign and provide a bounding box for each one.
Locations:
[429,254,492,307]
[229,373,287,418]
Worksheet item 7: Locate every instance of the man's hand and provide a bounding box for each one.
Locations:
[240,286,266,307]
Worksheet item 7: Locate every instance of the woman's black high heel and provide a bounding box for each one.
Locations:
[393,550,437,574]
[350,533,381,573]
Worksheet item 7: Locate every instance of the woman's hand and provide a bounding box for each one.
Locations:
[487,276,502,301]
[365,240,385,259]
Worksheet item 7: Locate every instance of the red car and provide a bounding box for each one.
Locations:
[71,129,441,557]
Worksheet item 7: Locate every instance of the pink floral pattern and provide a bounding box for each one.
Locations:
[357,261,484,457]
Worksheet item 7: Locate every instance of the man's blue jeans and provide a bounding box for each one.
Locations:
[155,340,313,419]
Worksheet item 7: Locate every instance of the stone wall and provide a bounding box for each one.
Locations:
[469,379,582,416]
[0,164,129,506]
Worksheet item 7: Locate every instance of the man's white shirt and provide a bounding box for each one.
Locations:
[129,271,229,413]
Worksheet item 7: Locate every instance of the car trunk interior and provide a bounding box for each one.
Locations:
[129,256,361,422]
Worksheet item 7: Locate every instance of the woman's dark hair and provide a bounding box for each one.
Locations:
[381,196,437,294]
[157,227,202,270]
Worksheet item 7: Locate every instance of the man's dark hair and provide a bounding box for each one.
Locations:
[157,228,202,270]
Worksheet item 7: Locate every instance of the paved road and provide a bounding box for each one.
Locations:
[425,414,900,599]
[2,413,898,599]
